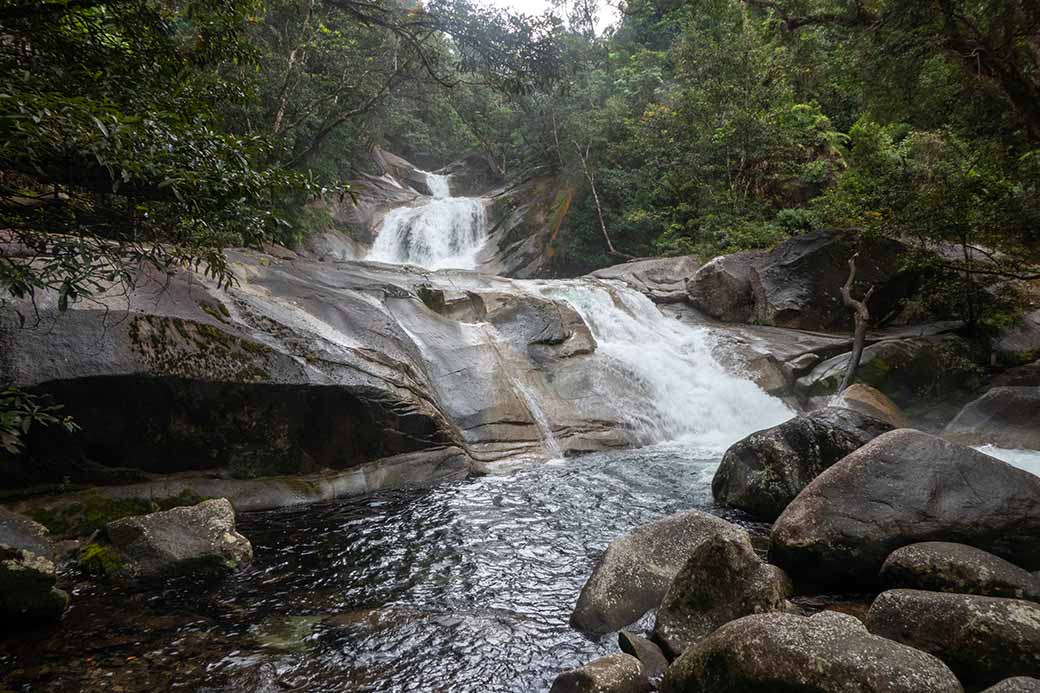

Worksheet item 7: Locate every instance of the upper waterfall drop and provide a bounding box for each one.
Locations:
[367,170,488,270]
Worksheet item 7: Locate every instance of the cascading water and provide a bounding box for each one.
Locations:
[367,171,489,270]
[536,280,794,454]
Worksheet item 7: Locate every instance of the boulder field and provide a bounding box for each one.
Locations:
[556,425,1040,692]
[769,430,1040,588]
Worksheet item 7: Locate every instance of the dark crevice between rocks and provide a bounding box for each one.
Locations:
[2,375,459,492]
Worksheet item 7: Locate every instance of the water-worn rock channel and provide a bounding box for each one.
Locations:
[3,155,1040,692]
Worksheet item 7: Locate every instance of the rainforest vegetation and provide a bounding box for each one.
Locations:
[2,0,1039,321]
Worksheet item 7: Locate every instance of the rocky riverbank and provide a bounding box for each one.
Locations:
[555,398,1040,692]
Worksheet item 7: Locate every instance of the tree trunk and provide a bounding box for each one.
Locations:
[572,140,633,259]
[838,253,875,393]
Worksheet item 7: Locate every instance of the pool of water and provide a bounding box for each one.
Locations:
[1,444,766,693]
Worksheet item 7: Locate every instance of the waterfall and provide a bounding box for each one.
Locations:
[538,281,794,454]
[367,171,488,270]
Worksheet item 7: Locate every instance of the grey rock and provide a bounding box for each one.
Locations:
[982,678,1040,692]
[0,508,67,624]
[685,251,764,322]
[104,499,252,580]
[660,611,962,693]
[653,529,792,657]
[770,430,1040,587]
[0,507,54,560]
[570,511,744,635]
[749,230,918,332]
[549,653,651,693]
[742,354,790,395]
[795,335,979,405]
[618,631,668,680]
[0,545,69,624]
[945,387,1040,450]
[867,589,1040,688]
[712,407,893,520]
[591,256,702,304]
[881,542,1040,601]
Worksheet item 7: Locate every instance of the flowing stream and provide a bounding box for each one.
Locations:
[22,167,1026,692]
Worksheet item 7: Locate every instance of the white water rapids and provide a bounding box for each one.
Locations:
[367,169,793,457]
[368,171,489,270]
[537,280,793,454]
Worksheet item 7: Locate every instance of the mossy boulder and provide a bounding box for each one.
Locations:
[0,508,68,624]
[795,336,982,406]
[0,546,68,624]
[88,498,252,582]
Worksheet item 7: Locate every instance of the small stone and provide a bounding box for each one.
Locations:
[549,653,650,693]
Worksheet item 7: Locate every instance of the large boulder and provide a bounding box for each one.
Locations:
[795,335,980,406]
[832,383,910,428]
[549,653,651,693]
[99,499,252,581]
[0,508,68,624]
[749,231,918,331]
[867,589,1040,688]
[652,529,792,657]
[712,408,893,521]
[880,542,1040,601]
[770,430,1040,587]
[685,251,764,322]
[590,256,701,304]
[660,610,962,693]
[570,511,744,634]
[945,387,1040,450]
[982,679,1040,692]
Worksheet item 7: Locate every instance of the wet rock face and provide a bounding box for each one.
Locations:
[749,230,918,332]
[590,256,702,304]
[101,499,252,581]
[570,511,745,635]
[685,251,764,323]
[660,611,962,693]
[712,407,893,521]
[866,589,1040,688]
[945,386,1040,450]
[881,542,1040,602]
[652,530,792,658]
[0,250,638,490]
[770,430,1040,588]
[549,653,651,693]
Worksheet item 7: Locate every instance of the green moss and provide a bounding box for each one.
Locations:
[29,489,209,538]
[79,542,124,578]
[239,338,273,356]
[199,301,231,324]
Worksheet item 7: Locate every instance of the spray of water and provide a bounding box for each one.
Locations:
[537,280,794,454]
[367,171,488,270]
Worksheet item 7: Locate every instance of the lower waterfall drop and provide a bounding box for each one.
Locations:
[538,280,794,454]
